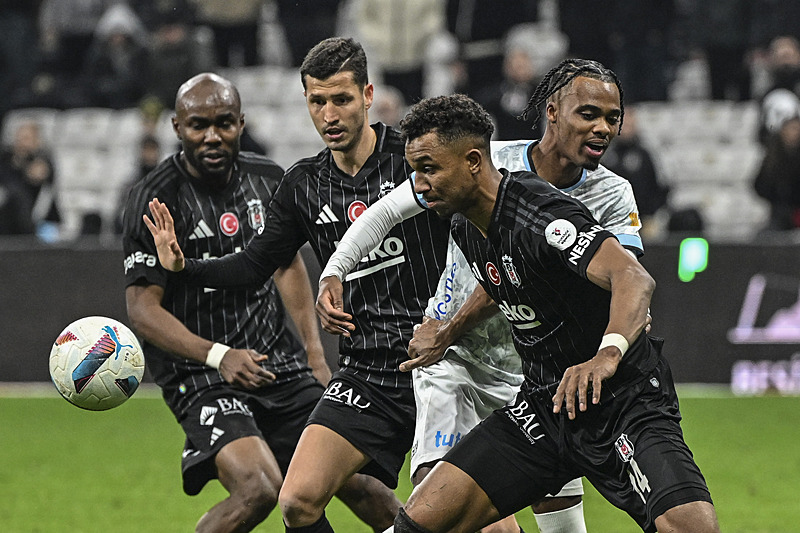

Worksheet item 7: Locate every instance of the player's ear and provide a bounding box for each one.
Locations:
[364,83,374,110]
[545,100,559,125]
[171,117,181,140]
[466,148,482,175]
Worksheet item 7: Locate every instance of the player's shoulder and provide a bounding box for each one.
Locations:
[283,147,329,185]
[374,122,405,154]
[128,154,181,205]
[490,139,536,172]
[237,151,285,179]
[586,164,634,192]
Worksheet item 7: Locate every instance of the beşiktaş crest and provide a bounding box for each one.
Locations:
[379,180,395,197]
[502,254,521,287]
[247,198,265,232]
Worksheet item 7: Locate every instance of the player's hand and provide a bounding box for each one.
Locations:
[143,197,185,272]
[316,275,355,337]
[218,348,276,389]
[401,316,449,372]
[552,347,622,420]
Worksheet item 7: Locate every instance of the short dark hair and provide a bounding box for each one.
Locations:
[519,58,625,133]
[300,37,369,89]
[400,94,494,149]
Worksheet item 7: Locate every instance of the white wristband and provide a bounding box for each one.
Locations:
[598,333,629,357]
[205,343,230,369]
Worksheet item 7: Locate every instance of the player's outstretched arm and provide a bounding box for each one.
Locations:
[317,179,424,336]
[126,284,276,389]
[143,197,185,272]
[552,237,654,419]
[274,252,332,385]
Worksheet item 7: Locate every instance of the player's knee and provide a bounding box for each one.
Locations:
[394,507,433,533]
[278,484,325,526]
[228,470,280,519]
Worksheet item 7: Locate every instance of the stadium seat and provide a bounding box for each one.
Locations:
[1,107,61,148]
[53,108,115,148]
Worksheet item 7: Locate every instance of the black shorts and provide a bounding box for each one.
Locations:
[444,355,712,532]
[306,370,416,489]
[179,375,323,495]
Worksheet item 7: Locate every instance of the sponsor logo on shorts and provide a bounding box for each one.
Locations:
[323,382,371,411]
[200,406,218,425]
[504,397,546,444]
[209,427,225,447]
[434,431,463,448]
[212,397,253,418]
[615,433,635,463]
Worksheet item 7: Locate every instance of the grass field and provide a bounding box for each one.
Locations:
[1,387,798,532]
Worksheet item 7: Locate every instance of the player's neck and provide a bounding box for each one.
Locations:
[530,142,582,189]
[332,125,377,177]
[466,168,503,237]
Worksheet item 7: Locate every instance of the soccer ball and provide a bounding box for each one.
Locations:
[49,316,145,411]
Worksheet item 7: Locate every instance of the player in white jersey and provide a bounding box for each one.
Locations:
[318,59,641,533]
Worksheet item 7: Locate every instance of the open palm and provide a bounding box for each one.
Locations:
[143,198,185,272]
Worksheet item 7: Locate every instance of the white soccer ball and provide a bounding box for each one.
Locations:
[49,316,145,411]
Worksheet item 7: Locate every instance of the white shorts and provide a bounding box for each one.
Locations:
[410,357,583,498]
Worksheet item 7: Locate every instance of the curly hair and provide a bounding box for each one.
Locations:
[400,94,494,149]
[519,58,625,133]
[300,37,369,89]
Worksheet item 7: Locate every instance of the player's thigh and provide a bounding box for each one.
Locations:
[251,376,324,476]
[304,371,415,489]
[282,423,372,506]
[411,361,486,475]
[443,392,578,519]
[215,435,283,499]
[406,460,502,533]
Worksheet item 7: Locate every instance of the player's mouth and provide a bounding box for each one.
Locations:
[584,141,607,159]
[201,151,227,165]
[324,127,346,142]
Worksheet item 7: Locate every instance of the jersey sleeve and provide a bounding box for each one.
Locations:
[121,183,170,289]
[320,179,425,280]
[534,197,615,279]
[601,179,643,256]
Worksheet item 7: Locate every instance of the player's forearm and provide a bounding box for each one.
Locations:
[439,284,499,345]
[183,248,275,289]
[127,296,213,365]
[321,179,424,280]
[605,265,655,345]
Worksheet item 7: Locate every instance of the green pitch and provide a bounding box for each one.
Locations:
[1,389,797,532]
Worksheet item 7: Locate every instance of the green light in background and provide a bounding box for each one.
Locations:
[678,237,708,282]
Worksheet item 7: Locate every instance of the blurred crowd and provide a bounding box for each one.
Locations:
[2,0,800,242]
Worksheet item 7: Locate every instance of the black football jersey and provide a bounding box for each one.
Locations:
[182,123,450,388]
[122,152,311,415]
[451,171,659,398]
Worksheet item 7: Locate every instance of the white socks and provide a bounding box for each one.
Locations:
[533,501,587,533]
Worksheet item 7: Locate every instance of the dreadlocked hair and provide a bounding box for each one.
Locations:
[518,58,625,134]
